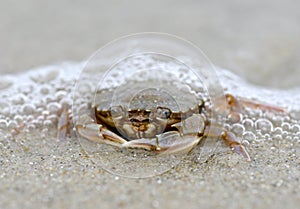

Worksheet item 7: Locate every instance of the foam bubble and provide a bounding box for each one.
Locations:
[0,62,81,137]
[242,131,256,142]
[0,77,13,90]
[255,119,274,135]
[231,123,245,136]
[228,112,243,123]
[47,103,61,114]
[0,119,8,129]
[39,85,50,95]
[291,124,300,133]
[242,118,255,131]
[0,61,299,148]
[281,122,292,132]
[21,104,36,115]
[7,121,17,130]
[11,94,26,105]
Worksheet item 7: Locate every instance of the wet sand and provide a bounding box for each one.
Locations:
[1,1,300,209]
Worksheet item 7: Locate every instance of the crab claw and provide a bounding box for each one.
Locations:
[76,115,127,147]
[122,131,201,155]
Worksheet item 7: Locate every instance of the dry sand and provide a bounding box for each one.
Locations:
[0,1,300,209]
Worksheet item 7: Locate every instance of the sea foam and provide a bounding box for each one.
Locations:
[0,61,299,146]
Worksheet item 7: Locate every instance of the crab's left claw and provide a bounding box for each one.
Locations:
[122,131,201,155]
[76,115,127,146]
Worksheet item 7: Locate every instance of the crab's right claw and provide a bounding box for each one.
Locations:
[76,115,127,147]
[157,132,201,155]
[122,131,201,155]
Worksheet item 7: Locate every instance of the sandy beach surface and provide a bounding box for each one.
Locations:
[1,1,300,209]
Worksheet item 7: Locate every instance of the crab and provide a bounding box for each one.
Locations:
[70,78,285,161]
[65,67,284,161]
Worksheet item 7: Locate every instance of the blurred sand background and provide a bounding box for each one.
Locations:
[1,0,300,88]
[0,0,299,209]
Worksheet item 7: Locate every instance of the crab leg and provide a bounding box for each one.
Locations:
[221,131,251,161]
[225,94,286,113]
[57,106,69,140]
[209,93,285,160]
[206,125,251,161]
[76,115,127,146]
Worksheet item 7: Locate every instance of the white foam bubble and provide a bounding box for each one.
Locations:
[0,59,299,144]
[255,119,274,135]
[0,62,82,137]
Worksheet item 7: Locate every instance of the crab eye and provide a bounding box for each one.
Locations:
[156,107,171,119]
[110,105,124,117]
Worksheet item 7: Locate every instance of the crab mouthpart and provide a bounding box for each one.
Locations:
[128,110,152,131]
[130,117,150,127]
